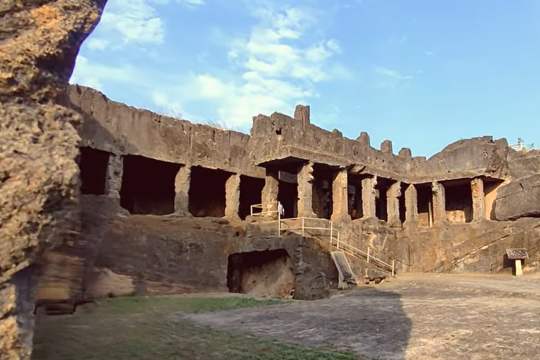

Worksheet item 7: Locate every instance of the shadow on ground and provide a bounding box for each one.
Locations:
[186,288,412,359]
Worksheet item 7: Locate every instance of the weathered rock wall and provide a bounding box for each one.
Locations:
[251,113,510,182]
[0,1,105,359]
[67,85,264,178]
[36,196,338,302]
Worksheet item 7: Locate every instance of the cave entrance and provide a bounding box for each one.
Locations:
[79,147,110,195]
[313,164,334,219]
[239,175,265,220]
[120,155,180,215]
[348,174,364,220]
[189,166,232,217]
[226,249,294,298]
[277,169,298,219]
[375,177,393,222]
[444,179,473,223]
[416,183,433,227]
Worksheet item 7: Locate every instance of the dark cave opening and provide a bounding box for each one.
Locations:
[120,155,180,215]
[79,147,110,195]
[189,166,231,217]
[239,175,265,219]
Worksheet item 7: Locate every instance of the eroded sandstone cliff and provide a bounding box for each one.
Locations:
[0,1,105,359]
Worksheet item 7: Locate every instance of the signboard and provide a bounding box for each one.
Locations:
[506,248,528,260]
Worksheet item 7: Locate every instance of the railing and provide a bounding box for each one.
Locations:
[249,207,396,276]
[279,217,338,241]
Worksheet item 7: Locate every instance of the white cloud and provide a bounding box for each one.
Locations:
[374,66,413,81]
[99,0,165,45]
[70,56,139,91]
[87,38,110,51]
[151,91,184,117]
[184,5,346,128]
[176,0,205,7]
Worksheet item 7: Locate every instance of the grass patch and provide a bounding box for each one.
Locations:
[32,295,355,360]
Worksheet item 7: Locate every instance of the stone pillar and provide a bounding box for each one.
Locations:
[262,169,279,215]
[225,174,241,221]
[387,181,401,225]
[297,161,316,218]
[331,168,350,222]
[404,184,418,224]
[432,181,446,224]
[174,165,191,215]
[471,177,485,221]
[362,176,377,219]
[105,153,123,198]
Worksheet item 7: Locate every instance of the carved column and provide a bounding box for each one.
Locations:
[225,174,241,221]
[262,169,279,216]
[331,168,351,222]
[387,181,401,225]
[106,153,123,198]
[297,161,316,218]
[432,181,446,224]
[471,177,485,221]
[362,176,377,219]
[174,165,191,215]
[404,184,418,224]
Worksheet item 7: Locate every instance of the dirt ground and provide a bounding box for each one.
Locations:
[187,273,540,359]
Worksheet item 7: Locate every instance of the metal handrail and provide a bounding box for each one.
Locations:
[253,213,397,276]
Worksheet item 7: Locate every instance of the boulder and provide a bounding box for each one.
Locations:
[494,174,540,220]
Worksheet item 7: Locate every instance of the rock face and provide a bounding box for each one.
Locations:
[494,175,540,220]
[0,1,105,359]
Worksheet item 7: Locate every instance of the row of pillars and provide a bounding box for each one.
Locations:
[261,161,488,225]
[102,155,244,220]
[104,154,487,224]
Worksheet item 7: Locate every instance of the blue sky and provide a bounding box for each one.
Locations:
[71,0,540,156]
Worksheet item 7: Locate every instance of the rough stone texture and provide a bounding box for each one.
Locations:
[224,174,241,221]
[361,176,377,219]
[261,169,279,215]
[297,162,316,218]
[404,184,418,224]
[432,181,446,224]
[494,174,540,220]
[380,139,393,154]
[471,177,485,221]
[386,181,401,226]
[174,165,191,215]
[105,153,122,198]
[331,168,350,222]
[74,196,337,300]
[0,2,105,359]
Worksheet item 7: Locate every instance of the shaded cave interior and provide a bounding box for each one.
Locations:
[227,249,295,298]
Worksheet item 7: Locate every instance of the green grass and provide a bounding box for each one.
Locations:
[32,296,356,360]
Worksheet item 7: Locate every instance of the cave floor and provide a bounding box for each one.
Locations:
[187,273,540,359]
